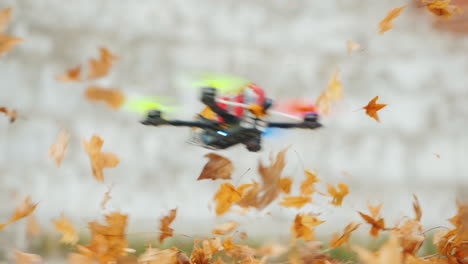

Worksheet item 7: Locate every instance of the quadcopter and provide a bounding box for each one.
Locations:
[141,82,322,152]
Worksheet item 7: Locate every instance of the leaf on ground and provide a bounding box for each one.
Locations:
[198,153,234,181]
[53,214,79,245]
[56,65,81,82]
[0,196,38,231]
[223,236,256,259]
[15,250,43,264]
[300,169,320,196]
[0,106,17,123]
[139,247,189,264]
[378,5,407,34]
[329,221,361,249]
[327,183,349,206]
[279,196,312,209]
[212,221,239,235]
[84,86,126,110]
[159,208,177,243]
[362,96,387,122]
[83,135,120,182]
[291,213,325,241]
[422,0,463,19]
[88,47,118,80]
[49,129,70,167]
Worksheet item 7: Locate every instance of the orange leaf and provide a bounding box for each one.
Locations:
[362,96,387,122]
[358,211,386,238]
[291,213,325,241]
[0,34,23,54]
[159,208,177,243]
[329,221,361,248]
[326,183,349,206]
[139,247,188,264]
[0,8,12,33]
[352,234,402,264]
[101,187,113,210]
[84,86,125,109]
[49,129,70,167]
[198,153,234,181]
[56,65,81,82]
[88,47,118,80]
[26,214,41,238]
[212,221,239,235]
[413,194,422,221]
[346,40,361,53]
[190,237,223,264]
[315,69,343,115]
[423,0,463,19]
[0,106,17,123]
[300,169,320,196]
[83,135,120,182]
[15,250,43,264]
[378,5,407,34]
[279,177,293,194]
[368,202,383,218]
[279,196,312,209]
[53,214,79,245]
[213,183,242,215]
[0,196,38,231]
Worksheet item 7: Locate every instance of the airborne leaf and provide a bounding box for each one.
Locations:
[53,214,79,245]
[279,196,312,209]
[0,106,17,123]
[362,96,387,122]
[212,221,239,235]
[300,169,320,196]
[422,0,463,19]
[88,47,118,80]
[378,5,407,34]
[327,183,349,206]
[291,213,325,241]
[198,153,234,181]
[49,129,70,167]
[84,86,126,110]
[0,196,38,231]
[214,183,242,215]
[56,65,81,82]
[329,221,361,248]
[279,177,293,194]
[159,208,177,243]
[0,8,12,33]
[83,135,120,182]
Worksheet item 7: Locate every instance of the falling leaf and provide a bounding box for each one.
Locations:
[26,214,41,238]
[279,177,293,194]
[83,135,120,182]
[315,69,343,115]
[49,129,70,167]
[291,213,325,241]
[413,195,422,221]
[239,232,248,239]
[257,243,287,258]
[423,0,463,19]
[327,183,349,206]
[0,106,17,123]
[212,221,239,235]
[368,202,383,218]
[394,219,425,256]
[101,187,113,210]
[0,34,23,54]
[198,153,234,181]
[223,236,256,259]
[15,250,43,264]
[213,182,242,215]
[329,221,361,248]
[279,196,312,209]
[139,247,189,264]
[159,208,177,243]
[84,86,126,110]
[0,8,12,33]
[346,40,361,53]
[190,237,223,264]
[300,169,320,196]
[53,214,79,245]
[353,234,403,264]
[362,96,387,122]
[0,196,38,231]
[88,47,118,80]
[378,5,407,34]
[56,65,81,82]
[358,211,386,238]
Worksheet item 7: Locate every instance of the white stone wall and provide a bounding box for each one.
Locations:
[1,0,467,244]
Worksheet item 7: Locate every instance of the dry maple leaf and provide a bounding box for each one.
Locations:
[346,40,361,53]
[435,202,468,261]
[358,211,386,238]
[0,8,12,33]
[223,236,256,259]
[329,221,361,249]
[0,106,17,123]
[56,65,81,82]
[353,234,403,264]
[279,196,312,209]
[315,69,343,115]
[15,250,43,264]
[378,5,407,34]
[101,187,112,210]
[326,183,349,206]
[0,196,38,231]
[291,213,325,241]
[423,0,463,19]
[159,208,177,243]
[139,247,189,264]
[300,169,321,196]
[279,177,293,194]
[84,86,126,110]
[413,194,422,221]
[214,182,242,215]
[198,153,234,181]
[77,212,128,264]
[26,214,41,238]
[53,214,79,245]
[297,241,339,264]
[362,96,387,122]
[212,221,239,235]
[395,219,425,256]
[49,129,70,167]
[88,47,118,80]
[190,237,223,264]
[368,202,383,218]
[0,34,23,55]
[83,135,120,182]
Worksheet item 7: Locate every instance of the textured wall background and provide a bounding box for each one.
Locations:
[1,0,468,249]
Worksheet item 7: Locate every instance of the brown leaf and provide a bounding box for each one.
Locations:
[291,213,325,241]
[139,247,188,264]
[88,47,118,80]
[56,65,81,82]
[198,153,234,181]
[15,250,43,264]
[358,211,386,238]
[212,221,239,235]
[279,196,312,209]
[300,169,320,196]
[329,221,361,249]
[159,208,177,243]
[413,194,422,221]
[49,129,70,167]
[279,177,293,194]
[0,34,23,54]
[423,0,463,19]
[394,219,424,256]
[352,234,403,264]
[53,214,79,245]
[362,96,387,122]
[190,237,223,264]
[0,106,17,123]
[83,135,120,182]
[0,196,38,231]
[378,5,407,34]
[84,86,125,109]
[0,8,12,33]
[327,183,349,206]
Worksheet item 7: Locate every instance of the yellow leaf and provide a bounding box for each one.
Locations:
[327,183,349,206]
[291,213,325,241]
[329,221,361,248]
[279,196,312,209]
[378,5,407,34]
[300,169,320,196]
[0,34,23,54]
[53,214,79,245]
[423,0,463,19]
[0,8,12,33]
[49,129,70,167]
[346,40,361,53]
[279,177,293,194]
[352,234,402,264]
[212,221,238,235]
[83,135,120,182]
[213,183,242,215]
[88,47,118,80]
[0,196,38,231]
[84,86,126,110]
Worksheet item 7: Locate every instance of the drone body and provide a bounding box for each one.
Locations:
[141,83,322,152]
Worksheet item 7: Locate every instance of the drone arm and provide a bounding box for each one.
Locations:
[167,120,214,129]
[267,121,322,129]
